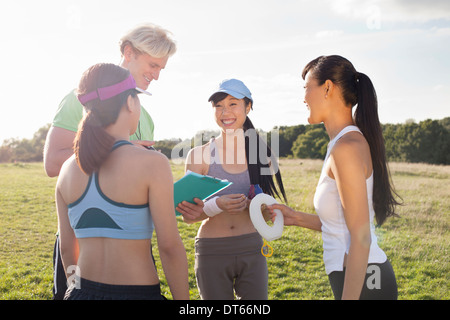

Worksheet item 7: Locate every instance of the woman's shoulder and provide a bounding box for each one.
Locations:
[111,144,171,175]
[334,131,368,155]
[134,145,171,167]
[185,141,212,175]
[59,154,82,178]
[57,155,89,200]
[186,140,212,162]
[331,131,371,176]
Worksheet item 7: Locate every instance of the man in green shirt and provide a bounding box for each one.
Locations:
[44,23,176,299]
[50,88,155,153]
[44,23,176,177]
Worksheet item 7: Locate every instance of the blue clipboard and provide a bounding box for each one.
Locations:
[174,171,232,216]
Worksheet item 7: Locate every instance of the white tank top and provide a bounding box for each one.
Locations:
[313,125,387,274]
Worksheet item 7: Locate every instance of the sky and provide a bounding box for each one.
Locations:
[0,0,449,143]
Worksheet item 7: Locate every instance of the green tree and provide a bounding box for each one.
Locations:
[153,139,182,159]
[292,126,328,159]
[276,124,307,157]
[382,118,449,165]
[417,119,450,164]
[0,124,50,163]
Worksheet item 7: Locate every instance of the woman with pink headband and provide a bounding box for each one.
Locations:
[55,63,189,300]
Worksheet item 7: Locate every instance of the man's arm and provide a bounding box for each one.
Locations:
[43,126,76,177]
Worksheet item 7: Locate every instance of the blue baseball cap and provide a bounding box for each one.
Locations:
[208,78,253,102]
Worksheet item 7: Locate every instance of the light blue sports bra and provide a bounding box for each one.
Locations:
[68,140,154,240]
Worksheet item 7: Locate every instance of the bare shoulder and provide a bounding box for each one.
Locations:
[332,131,372,177]
[186,143,210,162]
[335,131,368,155]
[136,147,171,171]
[57,155,89,203]
[185,142,210,175]
[58,155,82,182]
[117,147,173,189]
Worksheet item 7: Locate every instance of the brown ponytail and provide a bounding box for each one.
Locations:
[73,63,137,175]
[73,111,115,175]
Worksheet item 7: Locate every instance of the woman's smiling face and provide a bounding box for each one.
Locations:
[303,71,327,125]
[213,95,251,132]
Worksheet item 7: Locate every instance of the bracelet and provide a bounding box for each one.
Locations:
[203,196,222,217]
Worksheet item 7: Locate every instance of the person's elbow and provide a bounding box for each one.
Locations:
[43,126,76,177]
[43,148,63,177]
[158,236,186,258]
[352,225,372,249]
[44,158,60,177]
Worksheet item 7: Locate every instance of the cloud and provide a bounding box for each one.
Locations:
[386,0,450,22]
[315,30,345,38]
[432,84,445,92]
[330,0,450,23]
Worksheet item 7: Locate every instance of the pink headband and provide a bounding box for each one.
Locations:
[78,74,151,105]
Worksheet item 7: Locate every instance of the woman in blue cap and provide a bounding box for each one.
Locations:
[177,79,287,300]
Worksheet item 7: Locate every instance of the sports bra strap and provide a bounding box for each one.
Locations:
[112,140,133,151]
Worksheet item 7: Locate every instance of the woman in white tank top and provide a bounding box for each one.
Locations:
[269,56,401,300]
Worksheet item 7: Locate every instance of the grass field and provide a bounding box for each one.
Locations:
[0,159,448,300]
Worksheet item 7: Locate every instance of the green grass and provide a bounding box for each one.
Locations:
[0,160,448,300]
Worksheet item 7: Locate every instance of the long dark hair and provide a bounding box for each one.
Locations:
[302,55,401,225]
[210,92,287,203]
[74,63,137,175]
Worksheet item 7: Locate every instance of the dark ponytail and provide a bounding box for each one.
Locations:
[354,72,401,225]
[74,63,136,175]
[243,114,288,203]
[302,55,401,225]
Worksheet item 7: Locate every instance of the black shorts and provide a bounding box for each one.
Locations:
[328,259,398,300]
[52,235,67,300]
[64,277,165,300]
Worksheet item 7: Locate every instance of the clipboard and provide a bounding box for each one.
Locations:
[174,170,232,216]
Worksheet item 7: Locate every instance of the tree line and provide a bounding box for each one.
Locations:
[275,117,450,165]
[1,117,449,165]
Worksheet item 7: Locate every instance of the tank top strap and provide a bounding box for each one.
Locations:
[324,125,362,162]
[209,137,221,164]
[333,125,361,143]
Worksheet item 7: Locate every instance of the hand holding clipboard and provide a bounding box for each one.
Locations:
[174,171,232,216]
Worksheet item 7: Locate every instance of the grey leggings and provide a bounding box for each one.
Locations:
[194,232,268,300]
[328,259,398,300]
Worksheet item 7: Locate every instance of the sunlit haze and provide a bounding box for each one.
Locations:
[1,0,449,143]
